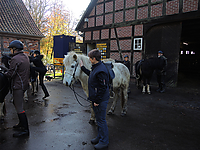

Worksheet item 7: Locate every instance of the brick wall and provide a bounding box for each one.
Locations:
[110,40,118,50]
[96,4,104,15]
[2,37,39,51]
[134,24,143,36]
[115,0,124,11]
[110,52,131,61]
[183,0,198,12]
[133,52,142,64]
[89,8,95,17]
[0,36,40,60]
[151,4,163,17]
[117,26,132,37]
[137,6,148,19]
[93,30,100,40]
[115,11,123,23]
[125,9,135,21]
[88,17,95,28]
[101,29,109,39]
[119,39,132,50]
[138,0,148,6]
[166,0,179,15]
[96,16,103,26]
[126,0,135,8]
[85,31,91,41]
[105,1,113,13]
[105,13,113,25]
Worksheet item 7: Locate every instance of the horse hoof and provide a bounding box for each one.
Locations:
[148,92,151,95]
[121,113,126,117]
[142,92,145,94]
[88,120,95,125]
[1,118,4,124]
[107,111,113,115]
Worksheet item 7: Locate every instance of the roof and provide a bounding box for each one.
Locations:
[0,0,44,38]
[75,0,97,31]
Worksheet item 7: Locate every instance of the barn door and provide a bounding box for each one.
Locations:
[144,22,182,87]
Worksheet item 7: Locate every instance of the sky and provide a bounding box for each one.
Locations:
[62,0,91,19]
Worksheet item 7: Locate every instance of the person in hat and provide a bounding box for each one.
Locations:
[123,55,130,72]
[29,50,50,99]
[3,40,30,137]
[156,51,167,93]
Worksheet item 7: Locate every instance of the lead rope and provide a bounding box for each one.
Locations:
[69,84,90,107]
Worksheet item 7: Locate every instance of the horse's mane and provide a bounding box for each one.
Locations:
[64,51,91,67]
[102,58,115,63]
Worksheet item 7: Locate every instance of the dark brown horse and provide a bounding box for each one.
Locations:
[0,54,10,123]
[135,57,166,94]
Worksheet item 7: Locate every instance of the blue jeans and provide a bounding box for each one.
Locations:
[93,100,109,145]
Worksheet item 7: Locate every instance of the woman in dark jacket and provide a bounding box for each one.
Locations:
[80,49,109,150]
[29,50,49,99]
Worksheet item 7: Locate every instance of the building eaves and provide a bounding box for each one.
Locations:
[0,0,44,38]
[75,0,97,32]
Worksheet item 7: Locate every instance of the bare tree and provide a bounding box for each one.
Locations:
[23,0,50,34]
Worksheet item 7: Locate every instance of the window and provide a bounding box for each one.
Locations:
[134,38,142,50]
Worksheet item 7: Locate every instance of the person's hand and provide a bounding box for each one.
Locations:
[0,65,8,71]
[79,60,83,67]
[94,103,99,107]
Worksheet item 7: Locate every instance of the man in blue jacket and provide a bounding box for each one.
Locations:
[80,49,109,149]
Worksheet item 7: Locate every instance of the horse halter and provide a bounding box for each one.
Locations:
[65,61,79,80]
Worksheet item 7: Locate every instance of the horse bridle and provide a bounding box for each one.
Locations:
[64,61,79,80]
[65,61,90,107]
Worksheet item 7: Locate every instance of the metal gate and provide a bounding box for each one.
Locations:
[144,22,182,87]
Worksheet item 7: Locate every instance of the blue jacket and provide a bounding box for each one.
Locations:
[81,61,109,104]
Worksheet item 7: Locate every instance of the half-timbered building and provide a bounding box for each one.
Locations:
[0,0,44,57]
[76,0,200,86]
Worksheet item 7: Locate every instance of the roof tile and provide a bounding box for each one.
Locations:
[0,0,44,37]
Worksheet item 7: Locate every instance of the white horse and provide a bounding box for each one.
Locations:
[63,51,130,122]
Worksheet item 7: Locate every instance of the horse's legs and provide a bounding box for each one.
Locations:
[142,78,146,94]
[24,90,28,102]
[147,84,151,94]
[107,89,119,115]
[121,86,128,116]
[146,77,151,94]
[31,81,37,96]
[0,102,4,122]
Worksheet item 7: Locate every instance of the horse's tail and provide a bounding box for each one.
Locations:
[135,61,141,80]
[3,102,6,116]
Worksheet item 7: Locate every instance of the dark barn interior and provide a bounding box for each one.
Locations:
[179,18,200,87]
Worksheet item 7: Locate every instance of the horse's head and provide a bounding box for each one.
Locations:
[63,52,82,86]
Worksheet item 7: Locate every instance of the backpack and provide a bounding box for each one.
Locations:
[103,62,115,81]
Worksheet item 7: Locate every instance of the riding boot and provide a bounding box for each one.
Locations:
[13,114,23,129]
[41,85,50,99]
[13,113,29,137]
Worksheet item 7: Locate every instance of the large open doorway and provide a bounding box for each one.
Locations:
[144,22,182,87]
[179,18,200,87]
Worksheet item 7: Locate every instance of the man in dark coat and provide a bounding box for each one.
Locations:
[156,51,167,93]
[29,50,49,99]
[80,49,109,149]
[4,40,30,137]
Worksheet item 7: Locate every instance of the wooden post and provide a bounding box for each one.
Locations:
[114,27,123,61]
